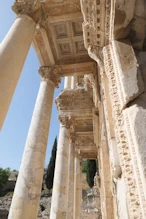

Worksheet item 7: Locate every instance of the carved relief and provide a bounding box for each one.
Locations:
[75,41,86,54]
[58,43,71,56]
[103,45,142,218]
[54,23,68,39]
[72,21,83,36]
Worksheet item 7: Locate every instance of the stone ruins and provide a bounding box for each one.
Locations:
[0,0,146,218]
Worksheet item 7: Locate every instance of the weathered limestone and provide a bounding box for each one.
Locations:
[8,66,60,219]
[74,156,82,219]
[66,139,75,219]
[50,115,73,219]
[103,43,143,218]
[64,76,72,89]
[0,14,36,129]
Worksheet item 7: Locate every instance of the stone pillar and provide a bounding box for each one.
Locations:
[74,156,82,219]
[66,138,75,219]
[64,76,72,89]
[0,14,36,129]
[71,75,77,89]
[50,115,73,219]
[8,66,61,219]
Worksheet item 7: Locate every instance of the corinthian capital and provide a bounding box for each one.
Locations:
[38,66,61,88]
[58,115,75,129]
[12,0,42,23]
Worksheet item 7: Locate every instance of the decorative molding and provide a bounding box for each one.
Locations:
[55,88,93,111]
[103,45,142,218]
[56,62,96,77]
[43,2,81,17]
[38,66,61,87]
[80,0,110,69]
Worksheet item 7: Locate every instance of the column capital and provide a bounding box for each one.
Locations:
[58,114,75,129]
[12,0,42,24]
[38,66,61,88]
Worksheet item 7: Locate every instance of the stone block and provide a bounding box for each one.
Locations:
[112,40,144,109]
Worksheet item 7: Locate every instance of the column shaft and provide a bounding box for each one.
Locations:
[64,76,72,89]
[71,75,77,89]
[50,124,70,219]
[74,157,82,219]
[0,14,36,129]
[8,78,55,219]
[66,141,75,219]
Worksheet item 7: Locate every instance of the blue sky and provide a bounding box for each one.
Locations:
[0,1,63,170]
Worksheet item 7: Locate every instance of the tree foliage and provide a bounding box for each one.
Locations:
[86,160,97,188]
[82,160,87,173]
[45,137,57,192]
[0,168,10,190]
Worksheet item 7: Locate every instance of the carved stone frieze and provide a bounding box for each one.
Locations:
[38,66,61,87]
[12,0,42,23]
[58,114,75,129]
[80,0,109,69]
[55,88,93,111]
[103,44,143,218]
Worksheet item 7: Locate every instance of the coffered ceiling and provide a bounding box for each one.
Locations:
[33,0,92,67]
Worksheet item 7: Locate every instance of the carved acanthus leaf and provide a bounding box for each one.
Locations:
[38,66,61,87]
[12,0,42,23]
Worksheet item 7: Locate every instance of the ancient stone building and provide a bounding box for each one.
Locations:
[0,0,146,218]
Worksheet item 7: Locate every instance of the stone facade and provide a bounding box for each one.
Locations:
[1,0,146,218]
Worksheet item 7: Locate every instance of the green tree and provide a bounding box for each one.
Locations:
[0,168,10,191]
[86,160,97,188]
[45,137,57,193]
[82,160,87,173]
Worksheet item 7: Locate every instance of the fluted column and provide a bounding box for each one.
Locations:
[50,115,73,219]
[8,66,61,219]
[66,137,75,219]
[0,5,38,129]
[74,156,82,219]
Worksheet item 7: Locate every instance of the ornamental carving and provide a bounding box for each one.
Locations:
[12,0,42,23]
[55,88,93,111]
[38,66,61,87]
[103,45,142,217]
[80,0,110,69]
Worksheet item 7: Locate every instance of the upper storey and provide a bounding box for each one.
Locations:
[12,0,93,67]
